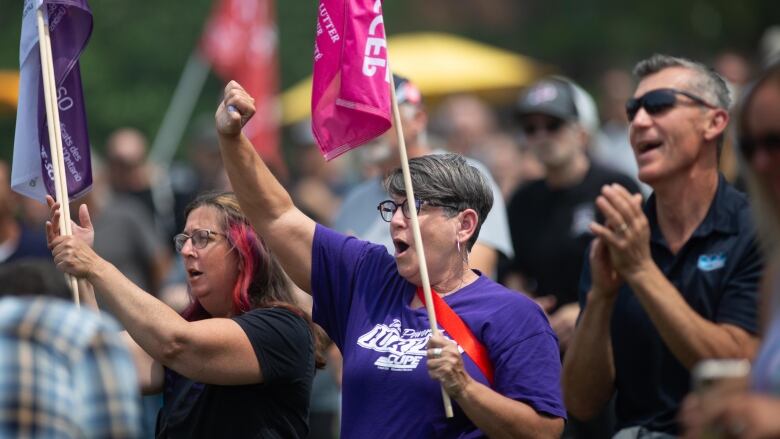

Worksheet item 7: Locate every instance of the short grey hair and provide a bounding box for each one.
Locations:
[634,54,731,152]
[633,54,731,109]
[384,153,493,251]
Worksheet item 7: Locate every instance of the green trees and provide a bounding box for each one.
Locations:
[0,0,774,162]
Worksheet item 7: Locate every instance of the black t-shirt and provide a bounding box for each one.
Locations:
[578,175,763,434]
[506,164,639,307]
[155,307,315,438]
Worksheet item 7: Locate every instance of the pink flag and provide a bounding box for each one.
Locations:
[311,0,391,160]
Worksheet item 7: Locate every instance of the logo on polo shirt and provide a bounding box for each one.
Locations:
[697,252,727,272]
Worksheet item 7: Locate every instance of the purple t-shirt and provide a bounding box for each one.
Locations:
[311,225,565,438]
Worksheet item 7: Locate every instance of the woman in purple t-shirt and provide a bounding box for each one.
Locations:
[214,81,566,438]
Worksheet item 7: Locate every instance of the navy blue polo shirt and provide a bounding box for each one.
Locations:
[578,175,763,435]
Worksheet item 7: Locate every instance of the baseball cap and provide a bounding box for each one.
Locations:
[393,74,422,106]
[516,78,578,121]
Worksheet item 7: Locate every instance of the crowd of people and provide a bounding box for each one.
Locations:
[1,41,780,438]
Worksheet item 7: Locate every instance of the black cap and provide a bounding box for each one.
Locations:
[516,78,578,121]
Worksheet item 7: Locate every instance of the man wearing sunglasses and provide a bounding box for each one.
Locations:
[564,55,762,438]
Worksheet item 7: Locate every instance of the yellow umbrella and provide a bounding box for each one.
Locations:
[0,71,20,113]
[280,32,552,125]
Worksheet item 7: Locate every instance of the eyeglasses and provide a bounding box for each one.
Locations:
[625,88,718,122]
[376,199,459,222]
[521,118,565,136]
[740,132,780,161]
[173,229,225,253]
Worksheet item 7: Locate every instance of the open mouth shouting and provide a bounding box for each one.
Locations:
[393,238,411,257]
[187,267,204,282]
[636,139,663,156]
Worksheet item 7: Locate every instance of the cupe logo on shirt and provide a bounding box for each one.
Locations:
[356,319,458,372]
[697,252,727,272]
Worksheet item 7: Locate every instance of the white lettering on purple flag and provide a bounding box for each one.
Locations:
[12,0,93,203]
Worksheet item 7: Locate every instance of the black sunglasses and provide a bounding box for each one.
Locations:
[625,88,718,122]
[521,118,565,136]
[740,132,780,161]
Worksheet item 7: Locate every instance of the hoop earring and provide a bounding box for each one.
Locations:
[456,239,469,264]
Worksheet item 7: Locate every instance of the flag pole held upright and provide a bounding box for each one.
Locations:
[310,0,454,417]
[14,0,94,204]
[35,6,79,304]
[15,0,94,304]
[389,71,455,419]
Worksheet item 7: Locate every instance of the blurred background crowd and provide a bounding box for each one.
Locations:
[1,1,779,438]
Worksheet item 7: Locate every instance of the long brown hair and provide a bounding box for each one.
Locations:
[181,191,325,367]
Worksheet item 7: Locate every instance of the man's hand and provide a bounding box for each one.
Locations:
[590,184,651,279]
[680,387,780,439]
[586,237,623,301]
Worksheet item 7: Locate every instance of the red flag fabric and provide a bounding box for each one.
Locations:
[201,0,285,177]
[311,0,392,160]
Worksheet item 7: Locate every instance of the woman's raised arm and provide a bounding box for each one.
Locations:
[216,81,317,293]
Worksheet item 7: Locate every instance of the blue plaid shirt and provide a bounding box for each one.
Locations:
[0,297,142,438]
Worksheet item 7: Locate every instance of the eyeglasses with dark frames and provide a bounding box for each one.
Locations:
[376,199,460,222]
[625,88,718,122]
[173,229,226,253]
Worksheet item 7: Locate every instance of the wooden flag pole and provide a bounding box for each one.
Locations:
[36,7,80,305]
[39,14,75,248]
[389,75,455,418]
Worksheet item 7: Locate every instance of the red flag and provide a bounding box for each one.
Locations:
[311,0,392,160]
[201,0,285,178]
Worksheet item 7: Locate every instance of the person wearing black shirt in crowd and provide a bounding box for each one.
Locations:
[48,191,322,438]
[507,77,639,353]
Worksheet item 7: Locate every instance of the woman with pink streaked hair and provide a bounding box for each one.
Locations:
[48,191,321,438]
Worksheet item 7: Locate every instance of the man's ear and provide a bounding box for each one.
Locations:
[703,108,729,142]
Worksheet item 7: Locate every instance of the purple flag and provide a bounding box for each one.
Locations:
[12,0,93,203]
